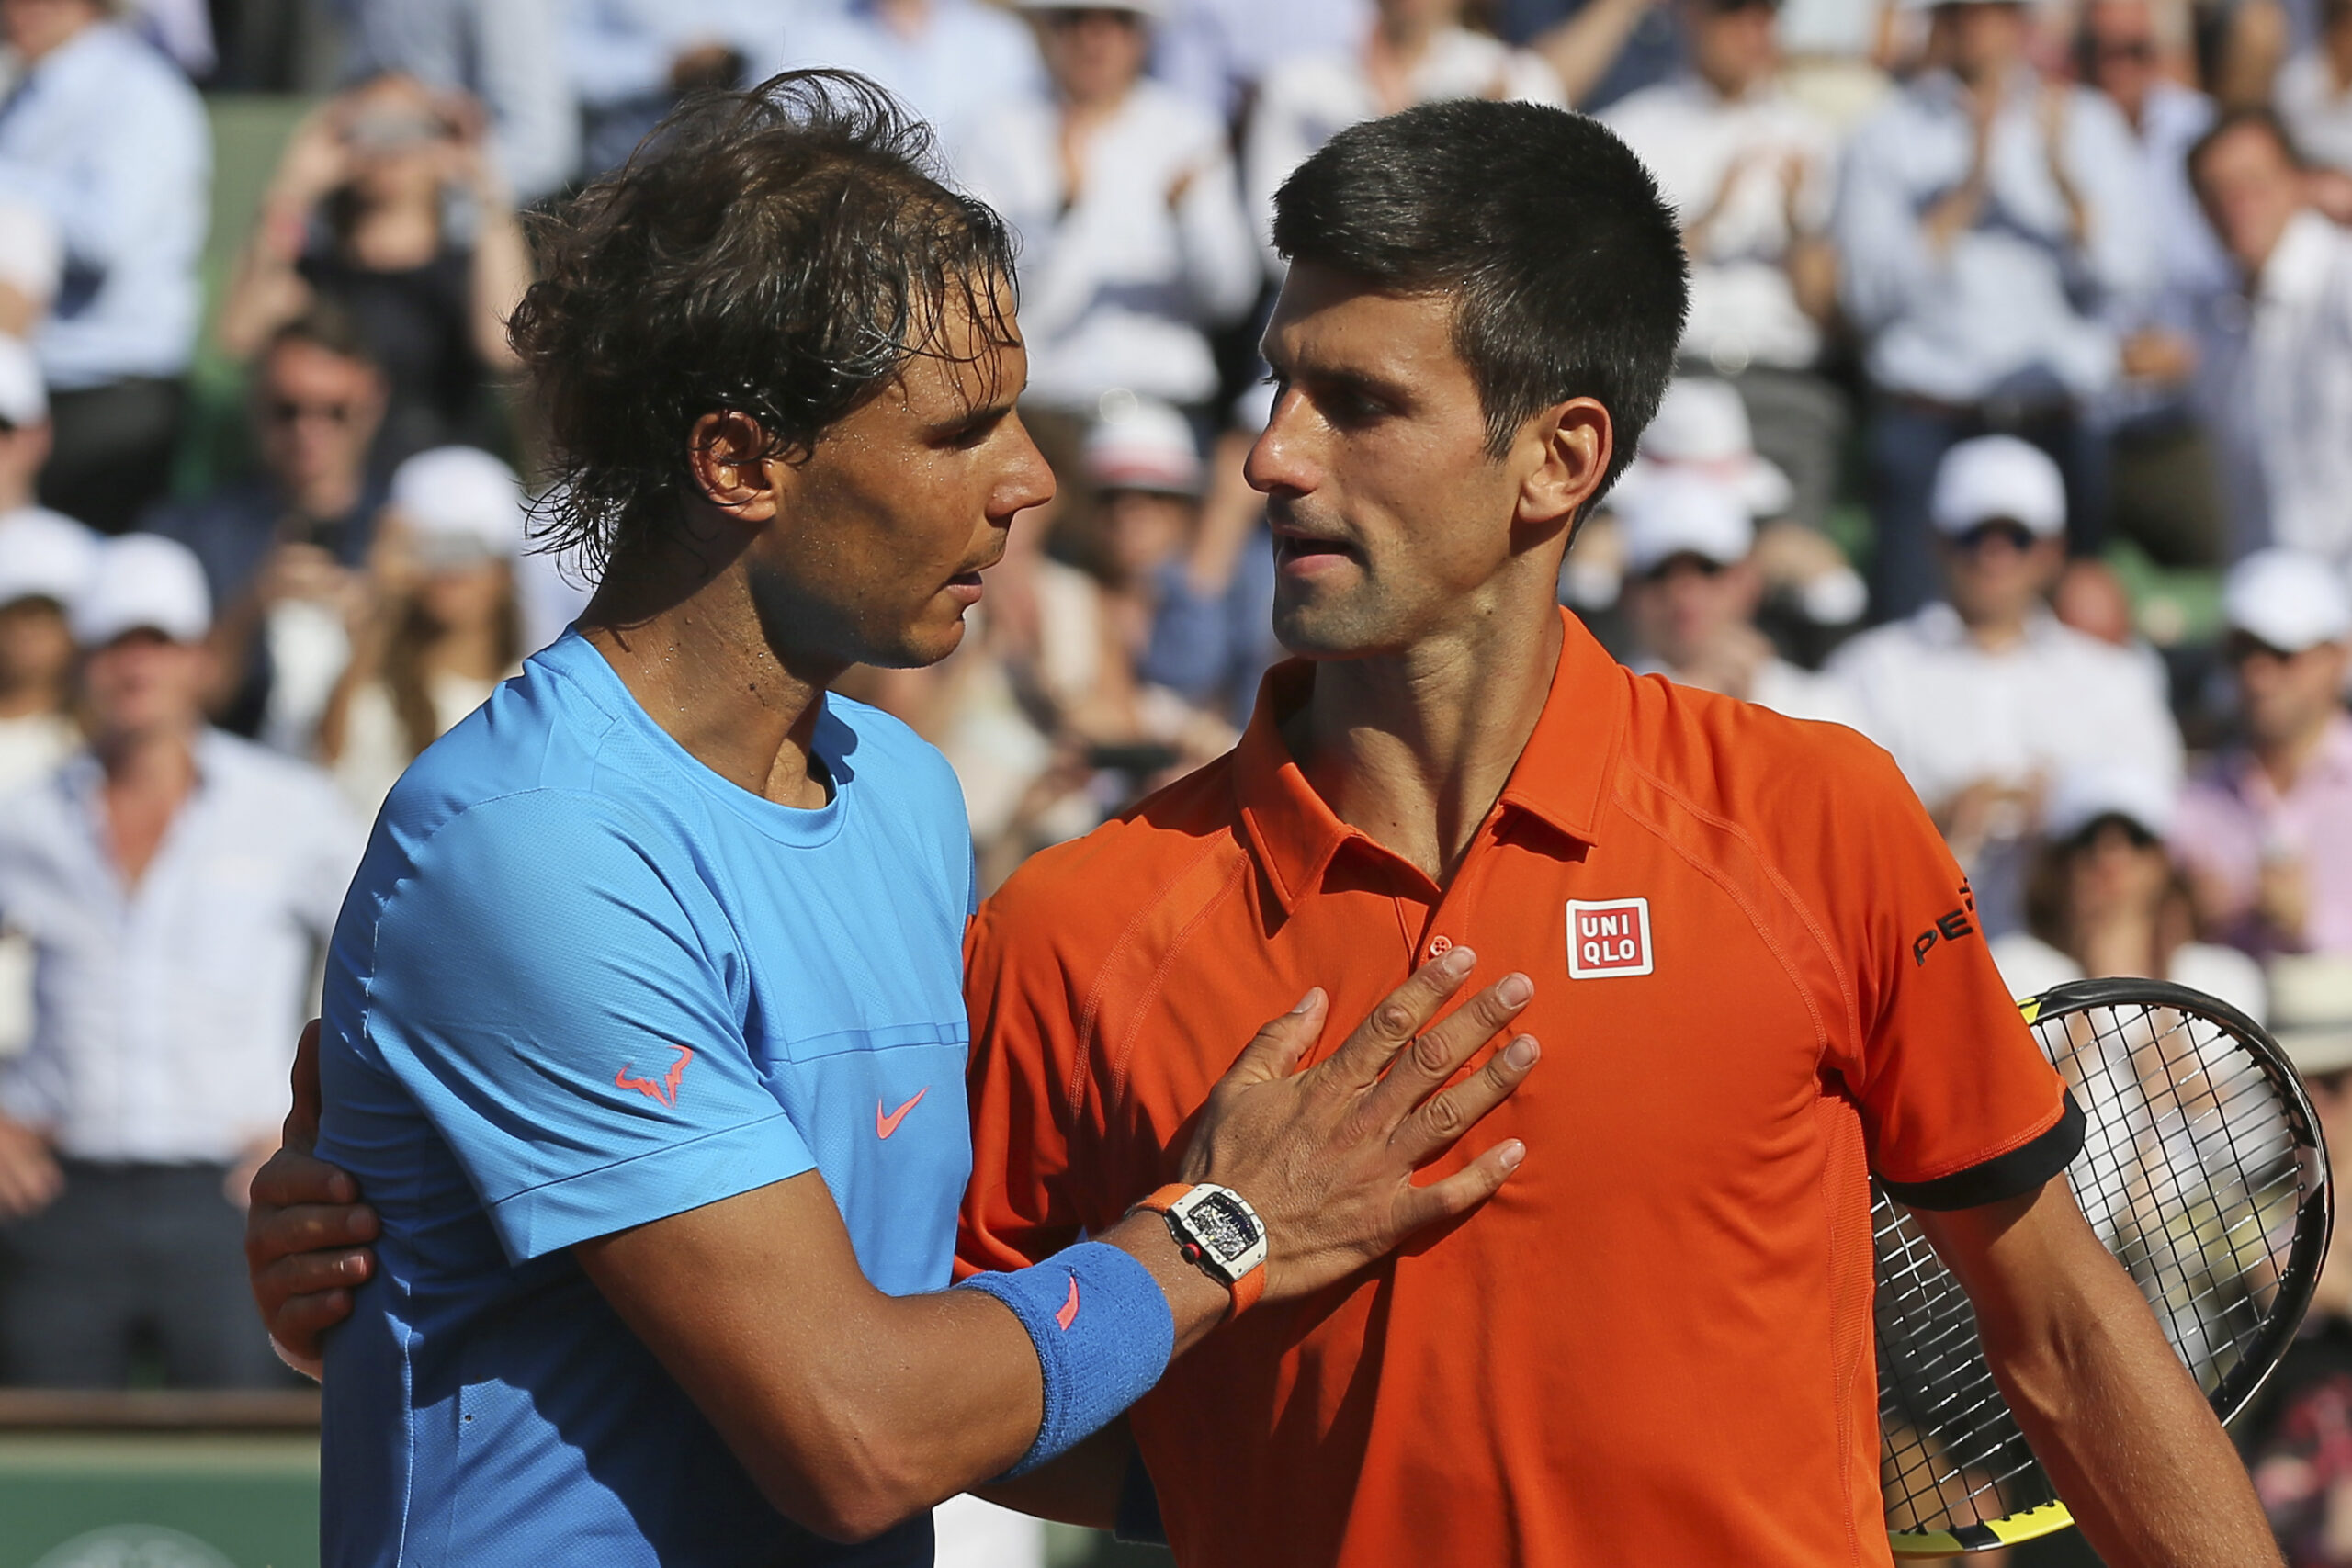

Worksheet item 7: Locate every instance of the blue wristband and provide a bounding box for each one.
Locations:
[955,1241,1175,1477]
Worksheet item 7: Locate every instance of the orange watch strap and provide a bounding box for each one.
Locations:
[1135,1182,1194,1215]
[1134,1182,1262,1318]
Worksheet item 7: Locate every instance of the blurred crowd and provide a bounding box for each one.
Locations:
[2,0,2352,1558]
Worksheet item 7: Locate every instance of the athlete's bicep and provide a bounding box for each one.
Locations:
[353,795,812,1261]
[574,1163,1043,1540]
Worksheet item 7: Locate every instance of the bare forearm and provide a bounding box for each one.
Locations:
[1984,1267,2278,1568]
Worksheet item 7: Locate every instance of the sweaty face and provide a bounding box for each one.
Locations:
[1250,266,1543,660]
[745,305,1054,671]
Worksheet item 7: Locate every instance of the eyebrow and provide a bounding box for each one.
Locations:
[1263,345,1416,409]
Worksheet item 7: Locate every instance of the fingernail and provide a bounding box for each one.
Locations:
[1441,946,1476,976]
[1499,1141,1526,1171]
[1504,1036,1539,1069]
[1290,988,1319,1014]
[1497,972,1532,1007]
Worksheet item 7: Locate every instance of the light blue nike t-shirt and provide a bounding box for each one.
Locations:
[316,629,977,1567]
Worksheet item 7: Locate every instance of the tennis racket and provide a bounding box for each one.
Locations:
[1874,976,2333,1557]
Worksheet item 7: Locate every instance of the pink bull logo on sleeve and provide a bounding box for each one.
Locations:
[1566,899,1654,978]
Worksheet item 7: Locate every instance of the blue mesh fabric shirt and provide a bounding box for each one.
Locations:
[315,629,977,1567]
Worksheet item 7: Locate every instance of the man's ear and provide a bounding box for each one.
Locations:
[1516,398,1613,534]
[685,412,788,525]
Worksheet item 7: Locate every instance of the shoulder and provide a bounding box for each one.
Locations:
[825,694,963,808]
[1259,50,1356,108]
[1826,614,1933,681]
[1129,80,1225,145]
[973,752,1244,965]
[2174,942,2269,1024]
[1598,81,1681,135]
[200,731,348,816]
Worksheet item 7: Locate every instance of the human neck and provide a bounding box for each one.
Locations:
[95,723,198,795]
[578,511,838,809]
[2256,710,2338,792]
[1962,605,2032,653]
[283,466,364,525]
[1285,601,1566,886]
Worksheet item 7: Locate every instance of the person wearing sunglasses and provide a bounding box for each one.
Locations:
[1830,434,2183,936]
[147,307,390,750]
[2173,549,2352,963]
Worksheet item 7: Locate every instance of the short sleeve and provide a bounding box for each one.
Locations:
[356,792,815,1262]
[1824,741,2083,1211]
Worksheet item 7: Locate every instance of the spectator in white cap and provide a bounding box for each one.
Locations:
[953,1,1259,420]
[1613,377,1865,626]
[1987,759,2267,1021]
[0,533,360,1387]
[2173,548,2352,962]
[318,446,528,817]
[1616,471,1862,728]
[1830,434,2184,936]
[0,510,94,789]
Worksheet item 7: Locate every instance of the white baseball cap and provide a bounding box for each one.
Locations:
[0,508,96,610]
[1617,472,1756,576]
[2042,759,2177,845]
[0,336,47,430]
[2270,955,2352,1077]
[1086,397,1203,497]
[1930,435,2066,538]
[2222,548,2352,654]
[72,533,211,647]
[390,446,526,569]
[1622,379,1792,519]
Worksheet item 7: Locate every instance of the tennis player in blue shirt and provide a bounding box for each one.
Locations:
[266,73,1544,1567]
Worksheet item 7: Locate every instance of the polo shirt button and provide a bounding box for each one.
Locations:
[1428,934,1453,958]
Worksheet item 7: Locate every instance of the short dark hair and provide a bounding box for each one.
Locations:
[508,71,1019,574]
[262,300,379,372]
[1271,100,1687,499]
[2187,105,2304,188]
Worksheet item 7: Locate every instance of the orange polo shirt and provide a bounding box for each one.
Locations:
[959,609,2079,1568]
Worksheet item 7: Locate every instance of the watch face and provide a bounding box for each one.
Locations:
[1187,1190,1260,1263]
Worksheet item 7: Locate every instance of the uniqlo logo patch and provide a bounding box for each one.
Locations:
[1566,898,1654,978]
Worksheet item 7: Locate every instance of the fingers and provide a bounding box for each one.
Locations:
[254,1244,374,1307]
[1390,1034,1541,1168]
[266,1287,356,1363]
[247,1147,361,1213]
[1319,949,1477,1089]
[1391,1137,1529,1236]
[247,1200,380,1265]
[1361,972,1533,1127]
[1215,988,1328,1089]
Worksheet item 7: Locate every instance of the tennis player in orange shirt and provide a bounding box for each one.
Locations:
[249,98,2276,1566]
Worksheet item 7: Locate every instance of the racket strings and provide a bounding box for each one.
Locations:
[1874,998,2313,1537]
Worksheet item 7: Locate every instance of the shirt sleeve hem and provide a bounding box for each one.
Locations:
[486,1111,818,1263]
[1877,1089,2086,1212]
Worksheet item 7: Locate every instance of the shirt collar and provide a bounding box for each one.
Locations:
[1233,607,1628,912]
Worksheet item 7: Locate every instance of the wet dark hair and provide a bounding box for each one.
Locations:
[1271,99,1688,504]
[508,71,1020,575]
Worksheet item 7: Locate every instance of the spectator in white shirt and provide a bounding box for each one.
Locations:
[773,0,1045,150]
[1603,0,1845,531]
[955,0,1259,416]
[2188,107,2352,569]
[0,535,360,1387]
[1988,760,2268,1021]
[1245,0,1566,269]
[2278,0,2352,182]
[1836,0,2157,618]
[564,0,779,178]
[1829,435,2184,935]
[1614,470,1865,725]
[1153,0,1369,123]
[2076,0,2237,571]
[0,0,209,536]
